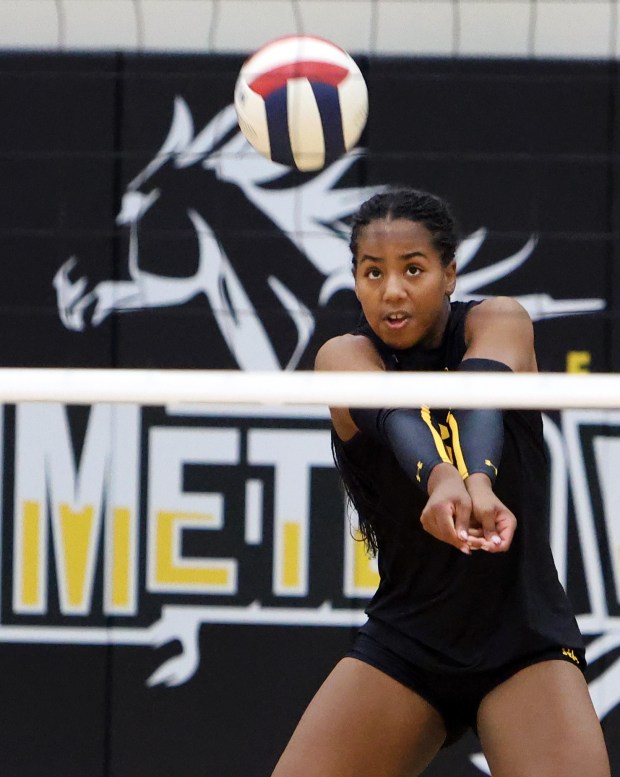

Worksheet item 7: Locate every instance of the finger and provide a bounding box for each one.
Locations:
[466,518,499,552]
[479,510,517,553]
[494,509,517,551]
[422,505,470,555]
[436,512,470,553]
[475,507,502,548]
[464,527,492,550]
[466,535,489,551]
[453,499,472,548]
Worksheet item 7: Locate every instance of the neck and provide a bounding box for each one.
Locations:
[420,297,452,350]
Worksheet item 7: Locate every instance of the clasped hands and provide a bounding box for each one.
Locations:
[420,463,517,555]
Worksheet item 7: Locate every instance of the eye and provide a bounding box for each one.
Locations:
[406,265,421,276]
[365,267,382,279]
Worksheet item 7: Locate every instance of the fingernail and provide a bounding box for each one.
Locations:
[459,530,468,541]
[492,535,501,546]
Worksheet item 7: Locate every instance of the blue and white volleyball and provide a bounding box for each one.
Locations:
[234,35,368,172]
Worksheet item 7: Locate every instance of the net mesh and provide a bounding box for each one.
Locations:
[2,1,618,59]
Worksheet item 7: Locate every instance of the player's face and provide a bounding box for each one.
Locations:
[354,218,456,350]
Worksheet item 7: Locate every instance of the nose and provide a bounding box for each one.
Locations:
[382,273,407,301]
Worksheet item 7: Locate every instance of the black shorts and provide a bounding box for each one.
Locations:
[347,630,585,746]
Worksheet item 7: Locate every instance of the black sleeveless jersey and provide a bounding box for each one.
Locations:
[335,300,584,673]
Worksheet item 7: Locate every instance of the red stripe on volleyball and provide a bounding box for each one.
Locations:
[249,62,348,97]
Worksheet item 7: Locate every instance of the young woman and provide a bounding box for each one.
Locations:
[271,189,610,777]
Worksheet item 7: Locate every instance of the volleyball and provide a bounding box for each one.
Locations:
[234,35,368,172]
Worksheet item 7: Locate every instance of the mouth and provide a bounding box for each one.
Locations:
[384,312,411,329]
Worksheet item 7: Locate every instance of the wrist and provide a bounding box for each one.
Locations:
[427,462,461,495]
[466,471,492,482]
[464,471,493,492]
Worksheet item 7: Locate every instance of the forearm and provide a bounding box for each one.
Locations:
[348,359,510,493]
[350,406,452,492]
[447,358,511,485]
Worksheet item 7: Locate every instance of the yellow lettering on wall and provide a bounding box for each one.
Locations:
[111,508,131,609]
[59,504,95,609]
[566,351,591,373]
[20,501,42,607]
[282,521,301,589]
[155,512,232,589]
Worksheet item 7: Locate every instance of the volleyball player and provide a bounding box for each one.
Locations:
[271,189,610,777]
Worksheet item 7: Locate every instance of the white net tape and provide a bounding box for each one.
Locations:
[2,368,619,409]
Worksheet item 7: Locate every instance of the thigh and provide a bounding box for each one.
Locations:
[477,660,610,777]
[271,657,447,777]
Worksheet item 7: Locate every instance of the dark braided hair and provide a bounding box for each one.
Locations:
[332,431,383,556]
[349,188,459,269]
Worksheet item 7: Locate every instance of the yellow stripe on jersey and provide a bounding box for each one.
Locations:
[446,411,469,479]
[421,407,452,464]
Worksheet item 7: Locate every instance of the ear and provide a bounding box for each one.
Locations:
[444,260,457,296]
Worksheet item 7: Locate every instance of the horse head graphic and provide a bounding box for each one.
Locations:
[54,97,376,370]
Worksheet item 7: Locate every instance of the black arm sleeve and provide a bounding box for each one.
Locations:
[446,358,511,484]
[349,406,452,493]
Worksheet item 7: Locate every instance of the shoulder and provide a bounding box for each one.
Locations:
[465,297,533,339]
[315,334,386,441]
[463,297,537,372]
[467,296,532,324]
[315,333,386,372]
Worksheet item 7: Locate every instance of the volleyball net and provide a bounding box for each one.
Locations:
[2,367,620,409]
